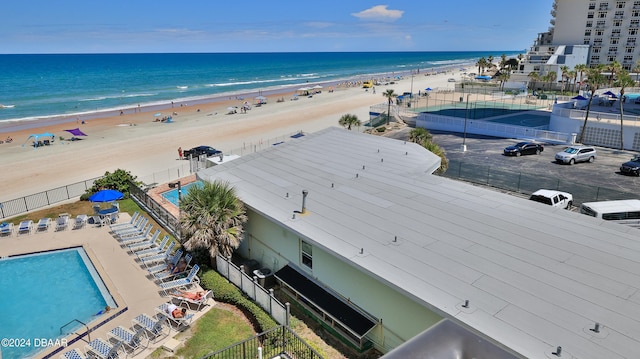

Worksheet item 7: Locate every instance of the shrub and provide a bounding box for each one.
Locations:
[83,169,139,200]
[375,126,386,133]
[200,268,279,333]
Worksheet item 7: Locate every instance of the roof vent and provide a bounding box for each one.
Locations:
[301,190,308,214]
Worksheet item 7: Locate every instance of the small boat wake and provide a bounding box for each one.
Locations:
[0,104,15,109]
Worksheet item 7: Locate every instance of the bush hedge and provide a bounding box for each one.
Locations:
[200,268,279,334]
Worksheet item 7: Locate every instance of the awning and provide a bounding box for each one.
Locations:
[275,265,377,338]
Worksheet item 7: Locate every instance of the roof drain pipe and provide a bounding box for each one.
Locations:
[302,190,308,214]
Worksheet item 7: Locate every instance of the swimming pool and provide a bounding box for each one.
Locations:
[0,247,116,359]
[161,181,203,206]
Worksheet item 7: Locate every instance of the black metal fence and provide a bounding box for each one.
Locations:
[443,160,639,207]
[0,177,100,220]
[199,325,324,359]
[128,180,180,240]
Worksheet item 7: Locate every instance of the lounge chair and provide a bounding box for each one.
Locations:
[115,219,150,239]
[36,218,52,232]
[170,289,213,311]
[85,337,124,359]
[17,220,33,235]
[154,253,193,282]
[155,302,194,328]
[92,214,110,227]
[146,249,183,275]
[118,225,153,245]
[55,215,70,231]
[73,215,88,230]
[159,264,200,294]
[140,242,175,266]
[129,235,169,258]
[59,348,88,359]
[106,326,148,353]
[109,211,139,230]
[0,222,13,237]
[131,313,168,341]
[112,216,147,236]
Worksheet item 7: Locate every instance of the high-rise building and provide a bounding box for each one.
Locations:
[512,0,640,85]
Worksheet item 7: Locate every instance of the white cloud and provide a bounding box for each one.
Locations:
[352,5,404,21]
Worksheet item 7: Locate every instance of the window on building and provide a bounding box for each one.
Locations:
[301,240,313,269]
[608,56,617,62]
[609,46,618,54]
[631,28,639,35]
[594,38,603,45]
[588,11,595,19]
[615,10,625,18]
[585,38,592,44]
[613,29,622,36]
[587,20,593,27]
[616,1,625,9]
[632,19,640,27]
[614,20,623,26]
[635,0,640,6]
[629,37,637,44]
[590,2,597,10]
[624,55,634,62]
[626,46,635,53]
[596,30,605,36]
[597,20,607,27]
[585,29,593,36]
[634,10,640,17]
[599,2,610,10]
[592,55,601,62]
[593,47,601,53]
[611,37,619,44]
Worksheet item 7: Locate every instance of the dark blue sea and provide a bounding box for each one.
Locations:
[0,52,516,123]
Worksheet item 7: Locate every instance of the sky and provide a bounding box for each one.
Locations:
[1,1,555,54]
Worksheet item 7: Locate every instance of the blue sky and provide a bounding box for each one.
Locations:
[2,1,555,54]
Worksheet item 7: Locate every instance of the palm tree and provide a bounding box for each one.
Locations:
[543,71,557,92]
[487,55,494,69]
[528,71,540,91]
[633,60,640,85]
[578,64,607,144]
[614,70,635,150]
[476,57,487,74]
[500,54,507,70]
[560,65,570,92]
[421,140,449,174]
[338,113,361,130]
[382,89,397,125]
[575,63,588,91]
[409,128,432,143]
[567,70,577,93]
[606,60,622,86]
[498,72,511,90]
[179,180,248,264]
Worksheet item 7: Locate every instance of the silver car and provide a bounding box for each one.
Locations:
[555,145,597,165]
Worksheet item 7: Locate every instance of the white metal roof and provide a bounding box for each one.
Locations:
[198,127,640,359]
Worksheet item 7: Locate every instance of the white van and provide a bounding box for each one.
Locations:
[579,199,640,221]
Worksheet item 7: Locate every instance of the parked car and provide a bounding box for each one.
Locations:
[183,146,222,159]
[503,142,544,156]
[554,145,597,164]
[447,78,456,82]
[529,189,573,209]
[620,155,640,176]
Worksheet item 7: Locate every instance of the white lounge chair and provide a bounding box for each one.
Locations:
[114,218,149,238]
[36,218,51,232]
[154,253,193,282]
[170,289,213,311]
[140,242,175,266]
[146,249,183,275]
[0,222,13,237]
[106,326,148,353]
[59,348,88,359]
[73,215,88,230]
[155,302,194,328]
[132,313,168,342]
[55,215,70,231]
[17,220,33,235]
[159,264,200,294]
[109,212,140,231]
[119,225,153,245]
[85,337,124,359]
[127,231,163,254]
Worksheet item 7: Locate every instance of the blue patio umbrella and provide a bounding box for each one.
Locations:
[89,189,124,202]
[571,95,588,100]
[425,87,432,91]
[603,91,617,98]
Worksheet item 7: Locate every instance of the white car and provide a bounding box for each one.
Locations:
[529,189,573,209]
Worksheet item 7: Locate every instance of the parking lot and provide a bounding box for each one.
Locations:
[387,128,640,203]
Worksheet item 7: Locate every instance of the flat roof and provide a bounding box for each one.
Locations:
[198,127,640,359]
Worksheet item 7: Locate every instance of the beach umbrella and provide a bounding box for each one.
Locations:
[602,91,617,98]
[64,128,87,137]
[571,95,588,100]
[89,189,124,202]
[425,87,432,91]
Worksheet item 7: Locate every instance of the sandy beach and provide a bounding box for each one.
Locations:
[0,68,464,202]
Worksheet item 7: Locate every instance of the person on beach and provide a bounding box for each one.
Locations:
[178,147,183,160]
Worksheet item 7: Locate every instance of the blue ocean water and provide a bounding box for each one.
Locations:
[0,52,517,123]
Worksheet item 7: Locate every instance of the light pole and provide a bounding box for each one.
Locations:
[462,94,470,152]
[169,181,182,239]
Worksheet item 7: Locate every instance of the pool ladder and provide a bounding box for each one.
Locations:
[60,319,91,343]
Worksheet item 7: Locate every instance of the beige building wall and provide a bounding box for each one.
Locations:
[238,208,443,353]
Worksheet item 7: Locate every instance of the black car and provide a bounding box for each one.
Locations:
[183,146,222,158]
[620,155,640,176]
[503,142,544,156]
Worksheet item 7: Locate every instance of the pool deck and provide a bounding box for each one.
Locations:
[0,212,215,359]
[147,174,197,218]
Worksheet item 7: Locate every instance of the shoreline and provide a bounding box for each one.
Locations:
[0,62,472,135]
[0,63,470,201]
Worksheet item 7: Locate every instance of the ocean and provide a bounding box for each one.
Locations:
[0,51,517,124]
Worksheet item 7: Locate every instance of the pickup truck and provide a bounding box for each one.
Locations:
[529,189,573,209]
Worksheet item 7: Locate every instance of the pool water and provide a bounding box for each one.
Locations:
[161,181,203,206]
[0,248,116,359]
